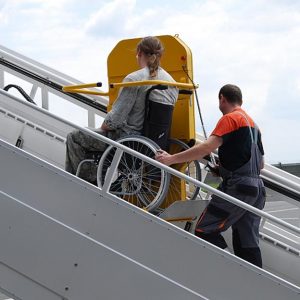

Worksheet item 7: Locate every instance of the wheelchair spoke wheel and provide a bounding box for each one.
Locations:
[97,136,170,212]
[164,138,202,207]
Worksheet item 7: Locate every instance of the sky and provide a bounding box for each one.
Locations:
[0,0,300,164]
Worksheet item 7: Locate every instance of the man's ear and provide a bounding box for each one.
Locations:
[219,94,226,104]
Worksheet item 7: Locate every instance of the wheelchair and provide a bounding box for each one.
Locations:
[77,85,202,213]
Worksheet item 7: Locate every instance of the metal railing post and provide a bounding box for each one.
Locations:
[0,68,4,89]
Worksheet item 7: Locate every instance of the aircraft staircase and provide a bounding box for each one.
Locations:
[0,44,300,300]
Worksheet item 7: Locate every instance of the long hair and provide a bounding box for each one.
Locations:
[136,36,164,78]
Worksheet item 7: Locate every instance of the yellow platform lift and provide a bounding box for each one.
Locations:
[63,34,198,210]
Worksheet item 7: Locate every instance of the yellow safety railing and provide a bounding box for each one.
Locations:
[108,80,198,89]
[62,82,109,96]
[62,80,198,96]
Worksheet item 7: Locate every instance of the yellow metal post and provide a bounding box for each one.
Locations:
[107,34,196,143]
[107,35,196,206]
[63,35,197,207]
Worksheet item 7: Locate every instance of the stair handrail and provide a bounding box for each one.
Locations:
[2,89,299,236]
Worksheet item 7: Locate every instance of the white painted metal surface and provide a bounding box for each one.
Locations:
[1,83,300,288]
[0,90,68,168]
[0,90,73,139]
[1,139,300,300]
[0,191,209,300]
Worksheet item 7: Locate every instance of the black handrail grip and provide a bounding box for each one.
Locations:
[4,84,37,105]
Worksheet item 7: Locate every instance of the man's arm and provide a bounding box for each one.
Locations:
[155,135,223,166]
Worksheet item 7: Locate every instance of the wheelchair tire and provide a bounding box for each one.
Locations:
[97,135,170,212]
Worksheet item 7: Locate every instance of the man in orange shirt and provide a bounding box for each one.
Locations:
[156,84,266,267]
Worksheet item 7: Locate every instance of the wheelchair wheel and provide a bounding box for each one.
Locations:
[97,135,170,212]
[165,138,202,205]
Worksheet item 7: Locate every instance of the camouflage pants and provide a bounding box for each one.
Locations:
[65,129,121,184]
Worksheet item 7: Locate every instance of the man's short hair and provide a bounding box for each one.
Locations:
[219,84,243,105]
